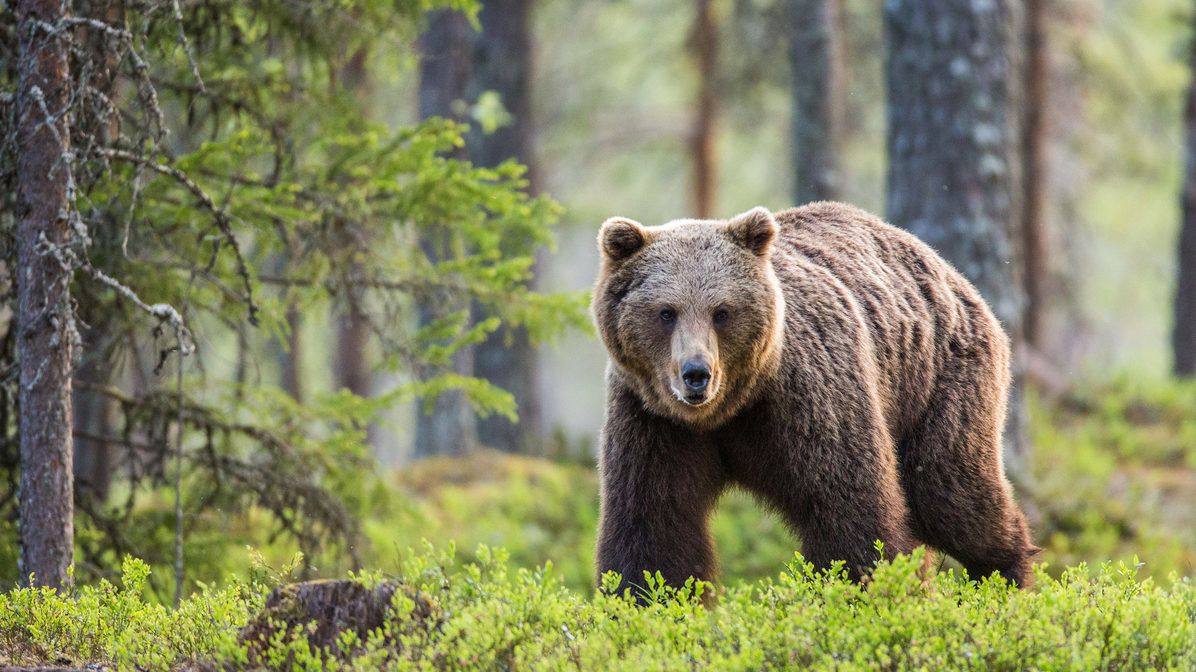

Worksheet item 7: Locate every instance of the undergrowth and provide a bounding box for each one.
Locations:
[2,547,1194,670]
[4,378,1196,668]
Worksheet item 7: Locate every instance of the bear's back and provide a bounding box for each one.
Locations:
[769,201,1010,441]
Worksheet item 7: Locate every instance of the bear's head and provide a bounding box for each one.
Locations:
[592,207,786,428]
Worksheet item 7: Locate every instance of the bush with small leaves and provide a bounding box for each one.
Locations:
[2,547,1194,670]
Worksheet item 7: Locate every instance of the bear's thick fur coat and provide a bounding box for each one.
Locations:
[592,202,1037,597]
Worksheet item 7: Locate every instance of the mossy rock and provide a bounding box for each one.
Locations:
[239,579,439,664]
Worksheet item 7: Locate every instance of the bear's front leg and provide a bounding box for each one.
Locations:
[595,387,726,602]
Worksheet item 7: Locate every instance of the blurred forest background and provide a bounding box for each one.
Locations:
[4,0,1196,602]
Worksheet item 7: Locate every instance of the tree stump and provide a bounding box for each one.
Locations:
[239,579,439,662]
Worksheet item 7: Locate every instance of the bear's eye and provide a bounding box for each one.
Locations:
[713,308,730,325]
[659,308,677,324]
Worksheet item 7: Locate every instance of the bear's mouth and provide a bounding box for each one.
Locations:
[670,381,718,408]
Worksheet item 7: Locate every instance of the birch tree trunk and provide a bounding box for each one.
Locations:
[16,0,76,589]
[885,0,1028,474]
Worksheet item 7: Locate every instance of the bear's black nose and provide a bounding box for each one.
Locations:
[681,361,711,392]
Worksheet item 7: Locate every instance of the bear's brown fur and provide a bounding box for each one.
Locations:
[591,201,1037,598]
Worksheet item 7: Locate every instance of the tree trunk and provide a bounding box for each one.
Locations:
[690,0,718,218]
[73,353,113,502]
[334,47,371,404]
[885,0,1028,473]
[335,312,369,399]
[418,11,474,124]
[415,9,477,457]
[1021,0,1049,353]
[283,304,305,401]
[1175,11,1196,377]
[16,0,76,589]
[468,0,542,453]
[790,0,844,204]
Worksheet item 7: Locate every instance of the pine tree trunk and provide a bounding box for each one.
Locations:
[885,0,1028,473]
[415,9,477,457]
[73,353,113,502]
[790,0,844,204]
[16,0,76,589]
[283,304,305,401]
[469,0,542,453]
[335,312,369,399]
[333,47,371,404]
[690,0,718,218]
[1021,0,1049,353]
[1174,12,1196,377]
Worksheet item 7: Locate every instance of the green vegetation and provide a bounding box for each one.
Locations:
[0,0,588,596]
[3,548,1194,670]
[4,378,1196,669]
[4,0,1196,666]
[1032,379,1196,577]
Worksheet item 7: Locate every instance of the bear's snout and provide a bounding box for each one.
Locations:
[680,359,711,402]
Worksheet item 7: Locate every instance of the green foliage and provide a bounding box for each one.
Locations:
[0,556,263,667]
[1058,0,1190,375]
[2,379,1196,668]
[0,0,588,592]
[1031,378,1196,579]
[3,547,1195,670]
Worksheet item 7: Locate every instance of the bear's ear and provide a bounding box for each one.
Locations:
[725,207,778,257]
[599,217,649,262]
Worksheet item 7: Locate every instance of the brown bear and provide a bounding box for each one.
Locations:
[591,201,1037,598]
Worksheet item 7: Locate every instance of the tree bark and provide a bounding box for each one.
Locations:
[73,353,113,502]
[690,0,718,218]
[885,0,1028,472]
[790,0,844,204]
[468,0,542,453]
[415,9,477,457]
[1021,0,1049,353]
[333,47,371,404]
[16,0,76,589]
[283,304,305,401]
[1175,10,1196,377]
[418,11,474,123]
[335,312,369,399]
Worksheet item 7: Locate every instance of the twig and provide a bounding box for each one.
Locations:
[85,264,189,334]
[96,147,260,325]
[170,0,205,94]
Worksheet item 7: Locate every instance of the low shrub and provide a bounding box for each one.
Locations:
[2,547,1194,670]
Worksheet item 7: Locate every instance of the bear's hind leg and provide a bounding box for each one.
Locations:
[898,365,1037,587]
[753,401,921,583]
